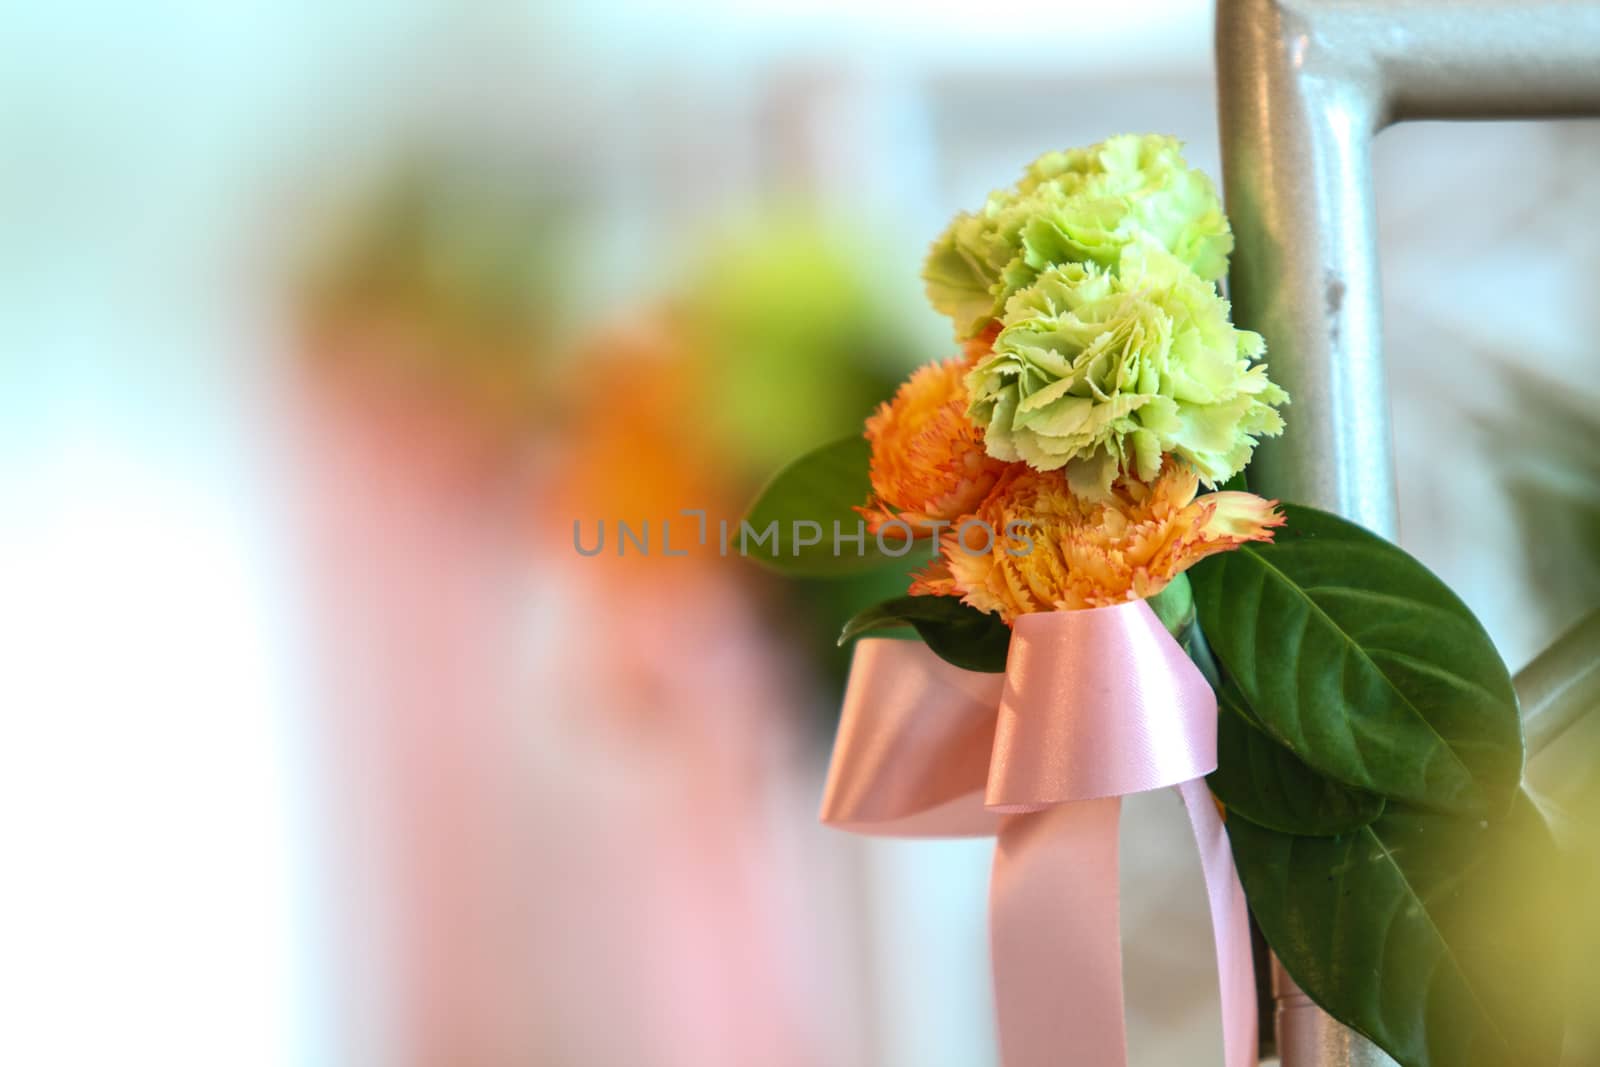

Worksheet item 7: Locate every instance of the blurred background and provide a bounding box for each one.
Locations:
[1,4,1595,1065]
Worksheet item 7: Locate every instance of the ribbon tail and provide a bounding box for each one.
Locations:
[990,799,1127,1067]
[1178,777,1258,1067]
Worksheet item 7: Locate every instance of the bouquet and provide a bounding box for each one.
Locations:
[746,134,1572,1067]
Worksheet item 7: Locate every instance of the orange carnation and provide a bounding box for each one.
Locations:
[962,322,1002,366]
[860,357,1008,533]
[911,460,1283,621]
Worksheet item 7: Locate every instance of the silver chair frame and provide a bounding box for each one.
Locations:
[1215,1,1600,1062]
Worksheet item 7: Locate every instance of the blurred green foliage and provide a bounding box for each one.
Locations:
[675,212,934,715]
[678,212,920,481]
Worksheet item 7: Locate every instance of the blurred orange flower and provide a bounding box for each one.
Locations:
[912,460,1282,620]
[859,357,1008,533]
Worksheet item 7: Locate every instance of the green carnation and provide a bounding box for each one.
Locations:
[967,241,1287,497]
[923,134,1233,340]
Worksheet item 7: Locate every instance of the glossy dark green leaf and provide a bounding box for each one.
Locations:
[1209,682,1385,835]
[1190,504,1522,817]
[743,435,919,577]
[1231,793,1567,1067]
[1168,606,1382,835]
[839,595,1011,673]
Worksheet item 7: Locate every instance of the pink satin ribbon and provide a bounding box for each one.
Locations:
[821,600,1256,1067]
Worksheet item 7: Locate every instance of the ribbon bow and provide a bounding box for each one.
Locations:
[821,599,1256,1067]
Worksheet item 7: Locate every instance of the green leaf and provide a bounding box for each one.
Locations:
[839,595,1011,673]
[1168,608,1380,834]
[1231,793,1568,1067]
[1209,682,1385,835]
[742,435,920,577]
[1217,468,1250,493]
[790,555,933,705]
[1146,572,1196,638]
[1189,504,1522,817]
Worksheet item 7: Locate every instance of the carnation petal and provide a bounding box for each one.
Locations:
[923,460,1279,622]
[922,134,1234,341]
[864,357,1009,531]
[969,246,1287,494]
